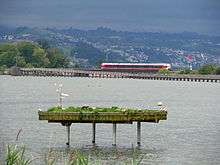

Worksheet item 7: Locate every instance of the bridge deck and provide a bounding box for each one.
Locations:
[10,67,220,83]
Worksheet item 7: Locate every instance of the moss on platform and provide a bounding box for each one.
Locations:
[39,106,167,123]
[47,106,161,114]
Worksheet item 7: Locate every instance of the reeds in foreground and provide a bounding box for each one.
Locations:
[5,144,141,165]
[5,144,32,165]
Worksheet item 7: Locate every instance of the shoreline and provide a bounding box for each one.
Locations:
[6,67,220,83]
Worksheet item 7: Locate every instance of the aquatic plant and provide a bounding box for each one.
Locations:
[129,149,143,165]
[5,144,144,165]
[43,149,100,165]
[68,151,89,165]
[43,148,56,165]
[5,144,32,165]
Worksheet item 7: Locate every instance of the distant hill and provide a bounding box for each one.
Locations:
[0,26,220,68]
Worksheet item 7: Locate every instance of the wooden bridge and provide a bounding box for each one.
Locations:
[10,67,220,83]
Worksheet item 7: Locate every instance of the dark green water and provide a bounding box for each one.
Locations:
[0,75,220,164]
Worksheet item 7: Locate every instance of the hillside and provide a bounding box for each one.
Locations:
[0,26,220,68]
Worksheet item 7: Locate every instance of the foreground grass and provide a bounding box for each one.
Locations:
[6,145,32,165]
[5,145,142,165]
[6,145,92,165]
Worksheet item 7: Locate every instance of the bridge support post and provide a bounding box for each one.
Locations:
[112,123,117,146]
[137,122,141,146]
[92,123,96,144]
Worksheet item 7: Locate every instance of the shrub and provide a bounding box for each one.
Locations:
[179,69,191,74]
[158,68,171,75]
[215,67,220,75]
[198,64,217,75]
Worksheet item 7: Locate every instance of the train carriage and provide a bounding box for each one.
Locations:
[101,63,171,72]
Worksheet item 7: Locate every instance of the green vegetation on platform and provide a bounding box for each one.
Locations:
[40,106,167,123]
[47,106,161,113]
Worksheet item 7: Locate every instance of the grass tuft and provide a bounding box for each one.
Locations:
[5,144,32,165]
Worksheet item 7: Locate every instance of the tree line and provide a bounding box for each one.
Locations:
[197,64,220,75]
[158,64,220,75]
[0,40,70,69]
[177,64,220,75]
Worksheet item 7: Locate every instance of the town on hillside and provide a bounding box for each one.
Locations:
[1,26,220,69]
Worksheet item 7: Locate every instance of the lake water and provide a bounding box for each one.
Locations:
[0,75,220,165]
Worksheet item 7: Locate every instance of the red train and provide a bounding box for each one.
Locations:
[101,63,171,72]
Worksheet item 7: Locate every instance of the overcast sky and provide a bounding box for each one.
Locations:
[0,0,220,35]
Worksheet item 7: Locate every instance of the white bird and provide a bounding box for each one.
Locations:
[157,102,163,106]
[61,93,69,97]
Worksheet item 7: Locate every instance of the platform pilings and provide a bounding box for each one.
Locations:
[66,125,71,146]
[137,122,141,146]
[112,123,117,146]
[92,123,96,144]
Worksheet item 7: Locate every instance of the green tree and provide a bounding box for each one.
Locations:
[0,41,70,68]
[198,64,217,75]
[215,67,220,75]
[46,48,69,68]
[0,65,7,74]
[0,43,19,67]
[16,41,37,63]
[16,56,27,67]
[37,39,51,50]
[32,48,50,67]
[25,63,33,68]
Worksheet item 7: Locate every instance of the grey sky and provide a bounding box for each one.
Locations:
[0,0,220,35]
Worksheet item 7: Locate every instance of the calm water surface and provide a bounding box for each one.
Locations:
[0,75,220,164]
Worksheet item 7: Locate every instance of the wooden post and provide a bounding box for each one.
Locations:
[66,125,71,146]
[112,123,117,146]
[137,122,141,146]
[92,123,96,144]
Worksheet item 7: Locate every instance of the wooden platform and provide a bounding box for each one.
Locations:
[38,110,167,123]
[38,110,167,146]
